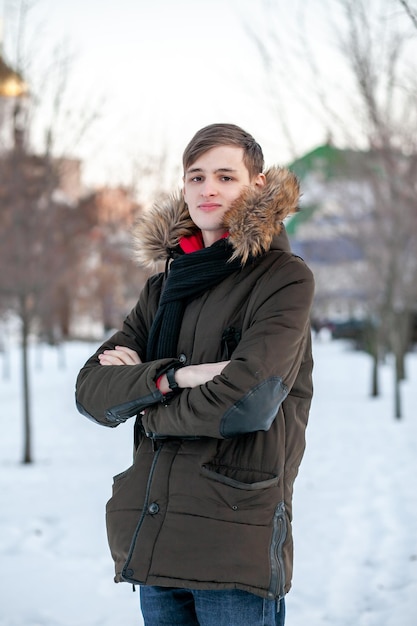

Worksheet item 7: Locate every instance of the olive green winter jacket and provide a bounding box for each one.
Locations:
[75,167,315,600]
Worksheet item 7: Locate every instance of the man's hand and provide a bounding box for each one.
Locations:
[98,346,142,366]
[158,361,230,394]
[177,361,230,388]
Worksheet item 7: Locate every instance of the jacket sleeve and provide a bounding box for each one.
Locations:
[141,258,315,440]
[75,275,181,427]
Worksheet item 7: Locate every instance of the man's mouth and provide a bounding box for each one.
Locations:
[198,203,221,211]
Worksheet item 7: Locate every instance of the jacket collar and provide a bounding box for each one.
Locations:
[133,166,299,268]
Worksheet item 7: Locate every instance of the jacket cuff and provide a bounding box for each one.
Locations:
[105,390,165,424]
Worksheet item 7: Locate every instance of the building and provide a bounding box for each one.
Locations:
[287,144,378,321]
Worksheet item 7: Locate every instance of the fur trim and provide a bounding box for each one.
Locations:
[133,193,196,268]
[132,167,299,268]
[225,167,299,264]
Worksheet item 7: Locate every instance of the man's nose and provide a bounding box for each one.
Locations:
[200,179,217,197]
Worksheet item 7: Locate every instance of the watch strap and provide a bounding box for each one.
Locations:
[166,366,180,391]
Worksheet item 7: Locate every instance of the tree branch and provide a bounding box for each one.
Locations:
[398,0,417,29]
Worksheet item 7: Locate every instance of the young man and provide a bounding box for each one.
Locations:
[76,123,314,626]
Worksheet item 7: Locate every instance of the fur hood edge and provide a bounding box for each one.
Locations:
[132,166,299,268]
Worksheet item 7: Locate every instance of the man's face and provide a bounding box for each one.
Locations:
[183,145,265,247]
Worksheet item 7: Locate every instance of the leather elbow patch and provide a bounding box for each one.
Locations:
[220,378,288,438]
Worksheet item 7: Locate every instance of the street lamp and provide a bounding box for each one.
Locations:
[0,54,28,97]
[0,54,29,150]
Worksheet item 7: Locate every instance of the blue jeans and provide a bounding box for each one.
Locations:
[140,586,285,626]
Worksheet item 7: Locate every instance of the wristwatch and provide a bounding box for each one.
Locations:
[166,367,180,392]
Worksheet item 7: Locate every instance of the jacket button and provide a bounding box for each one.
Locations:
[148,502,159,515]
[178,353,187,364]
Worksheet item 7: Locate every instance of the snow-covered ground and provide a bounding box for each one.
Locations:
[0,338,416,625]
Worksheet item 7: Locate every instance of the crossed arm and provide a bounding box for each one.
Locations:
[98,345,229,394]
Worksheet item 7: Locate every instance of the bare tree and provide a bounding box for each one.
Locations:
[323,0,417,418]
[0,144,64,462]
[0,0,98,462]
[243,0,417,418]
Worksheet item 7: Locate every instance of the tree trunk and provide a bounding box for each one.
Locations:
[365,323,380,397]
[391,310,411,419]
[21,295,33,464]
[370,351,379,397]
[394,353,402,420]
[397,310,411,382]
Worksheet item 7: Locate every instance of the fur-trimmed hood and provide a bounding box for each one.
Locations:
[133,166,299,267]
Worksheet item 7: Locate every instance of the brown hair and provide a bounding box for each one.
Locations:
[182,123,264,179]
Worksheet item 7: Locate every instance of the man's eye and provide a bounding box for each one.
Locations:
[191,176,202,182]
[221,176,233,182]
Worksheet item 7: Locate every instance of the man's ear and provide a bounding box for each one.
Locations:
[254,172,266,188]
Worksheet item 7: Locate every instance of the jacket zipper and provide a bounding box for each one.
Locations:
[145,432,201,448]
[121,443,163,580]
[268,501,287,599]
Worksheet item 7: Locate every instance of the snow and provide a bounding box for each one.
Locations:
[0,338,416,625]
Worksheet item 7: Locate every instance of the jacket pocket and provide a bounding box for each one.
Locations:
[196,462,280,526]
[109,465,135,496]
[107,452,150,511]
[201,463,278,490]
[106,465,144,579]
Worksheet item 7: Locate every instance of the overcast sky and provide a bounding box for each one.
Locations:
[1,0,413,192]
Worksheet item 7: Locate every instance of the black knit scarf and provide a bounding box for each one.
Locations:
[146,238,243,361]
